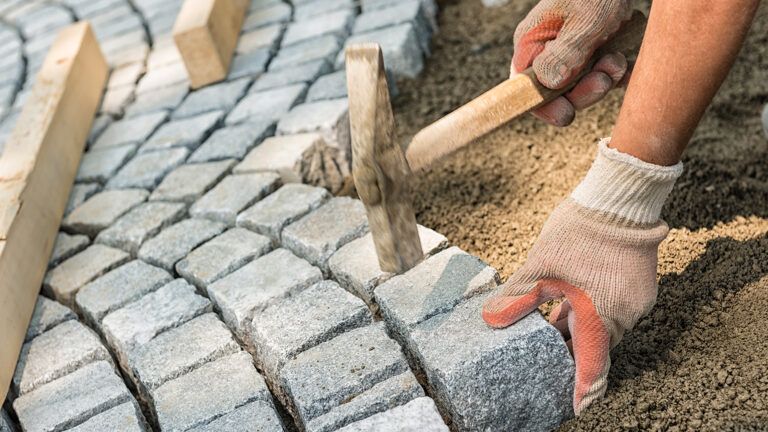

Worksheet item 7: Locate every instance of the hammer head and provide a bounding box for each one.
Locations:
[345,44,423,274]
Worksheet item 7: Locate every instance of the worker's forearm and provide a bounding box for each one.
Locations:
[610,0,759,166]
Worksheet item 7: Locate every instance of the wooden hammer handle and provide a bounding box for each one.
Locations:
[405,10,647,173]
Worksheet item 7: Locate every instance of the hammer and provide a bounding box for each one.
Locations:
[346,11,647,274]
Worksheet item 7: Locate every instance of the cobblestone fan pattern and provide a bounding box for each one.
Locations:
[3,0,576,430]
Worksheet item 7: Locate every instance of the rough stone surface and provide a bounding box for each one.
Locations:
[228,48,271,80]
[76,260,173,326]
[63,189,148,237]
[99,85,134,116]
[237,24,283,55]
[234,133,326,183]
[138,218,227,271]
[66,402,146,432]
[306,71,347,102]
[107,147,189,190]
[76,144,137,183]
[150,160,235,203]
[189,121,275,162]
[152,352,274,431]
[276,98,349,149]
[108,61,145,88]
[226,84,307,126]
[408,294,575,432]
[339,24,424,79]
[173,77,251,119]
[269,35,342,71]
[65,183,100,216]
[44,245,131,307]
[282,197,369,270]
[207,248,323,339]
[92,111,168,150]
[282,9,353,47]
[12,320,112,396]
[13,361,133,432]
[177,228,272,289]
[335,397,448,432]
[243,2,291,31]
[237,183,330,243]
[49,232,90,268]
[252,59,331,92]
[136,61,188,94]
[187,400,284,432]
[329,225,449,307]
[353,0,432,54]
[294,0,353,20]
[125,82,188,118]
[24,297,76,342]
[140,110,223,153]
[95,202,187,255]
[190,173,281,226]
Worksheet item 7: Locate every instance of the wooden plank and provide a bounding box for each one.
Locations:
[173,0,248,89]
[0,22,107,402]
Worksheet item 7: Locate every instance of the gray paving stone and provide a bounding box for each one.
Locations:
[152,352,274,431]
[138,218,227,271]
[329,225,448,308]
[173,77,251,119]
[190,173,281,226]
[146,37,181,70]
[237,24,283,55]
[107,61,145,89]
[136,61,188,94]
[49,232,90,268]
[76,144,137,183]
[336,397,448,432]
[63,189,148,237]
[276,98,349,150]
[101,30,148,59]
[353,0,432,54]
[12,321,112,397]
[124,81,188,118]
[141,110,223,153]
[66,183,100,216]
[279,323,411,428]
[269,35,342,72]
[130,313,240,392]
[207,248,323,339]
[237,183,330,243]
[177,228,272,289]
[24,297,76,342]
[92,111,168,150]
[409,293,574,431]
[234,133,326,183]
[187,400,284,432]
[252,59,331,92]
[362,0,437,30]
[99,85,134,116]
[76,260,173,326]
[66,401,146,432]
[226,84,307,126]
[282,9,353,47]
[282,197,368,270]
[294,0,353,20]
[338,24,424,79]
[44,245,131,307]
[107,147,189,190]
[150,160,235,203]
[95,202,187,255]
[228,48,271,80]
[243,2,291,31]
[189,121,275,162]
[306,71,347,102]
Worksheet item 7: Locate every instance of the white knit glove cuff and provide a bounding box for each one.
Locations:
[571,138,683,224]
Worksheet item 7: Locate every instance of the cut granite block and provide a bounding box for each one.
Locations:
[176,228,272,290]
[173,77,251,119]
[152,352,274,431]
[306,70,347,102]
[243,2,291,31]
[189,173,281,226]
[329,225,448,308]
[49,232,89,268]
[252,59,331,92]
[362,0,437,30]
[236,24,283,55]
[95,202,187,255]
[66,401,146,432]
[13,361,133,432]
[234,133,326,183]
[138,218,227,271]
[189,121,275,162]
[228,48,271,80]
[338,24,424,79]
[12,321,112,396]
[207,248,323,339]
[294,0,353,20]
[282,197,368,270]
[279,323,412,429]
[226,84,307,126]
[136,61,188,94]
[150,160,235,203]
[92,111,168,150]
[336,397,448,432]
[140,110,223,153]
[282,9,353,47]
[130,313,240,392]
[63,189,148,237]
[66,183,100,216]
[99,85,134,116]
[24,297,76,342]
[76,260,173,326]
[101,279,211,367]
[108,61,145,88]
[251,280,371,385]
[44,245,131,307]
[409,293,574,431]
[187,400,284,432]
[353,0,432,54]
[276,98,349,150]
[76,144,137,183]
[269,35,342,71]
[106,147,189,190]
[236,184,330,243]
[124,82,188,118]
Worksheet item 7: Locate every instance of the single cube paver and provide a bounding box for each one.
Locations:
[177,228,272,289]
[234,133,326,183]
[95,201,187,255]
[130,313,240,392]
[336,397,448,432]
[188,400,284,432]
[228,48,271,80]
[140,110,223,153]
[243,2,291,31]
[276,98,349,150]
[66,183,100,216]
[294,0,353,20]
[124,81,188,118]
[282,9,353,47]
[237,24,284,55]
[135,61,188,94]
[66,401,146,432]
[269,35,342,71]
[146,37,181,69]
[152,351,274,431]
[189,121,275,163]
[338,24,424,79]
[92,111,168,150]
[24,297,76,342]
[76,144,137,183]
[108,61,145,89]
[353,0,432,54]
[99,85,134,116]
[173,77,251,119]
[306,70,347,102]
[13,361,133,432]
[207,248,323,339]
[63,189,148,237]
[138,218,227,271]
[49,232,90,268]
[190,173,281,226]
[44,244,131,307]
[107,147,189,190]
[12,320,112,396]
[362,0,438,29]
[150,159,236,203]
[226,83,307,126]
[252,59,331,92]
[282,197,369,270]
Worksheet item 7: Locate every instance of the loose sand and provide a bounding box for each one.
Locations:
[392,0,768,429]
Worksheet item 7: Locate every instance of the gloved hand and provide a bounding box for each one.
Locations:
[512,0,634,126]
[482,139,683,414]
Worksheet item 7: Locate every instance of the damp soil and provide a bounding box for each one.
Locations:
[391,0,768,430]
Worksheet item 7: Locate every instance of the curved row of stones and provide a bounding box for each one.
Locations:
[1,0,575,431]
